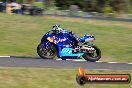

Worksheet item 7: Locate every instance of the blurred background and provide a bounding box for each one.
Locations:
[0,0,132,19]
[0,1,132,88]
[0,0,132,62]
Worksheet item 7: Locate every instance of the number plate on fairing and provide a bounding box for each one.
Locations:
[60,48,84,57]
[61,48,72,54]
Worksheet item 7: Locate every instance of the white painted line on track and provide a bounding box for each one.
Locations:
[96,61,103,62]
[107,62,118,63]
[73,59,86,61]
[56,59,62,60]
[0,56,10,57]
[66,59,72,61]
[127,63,132,64]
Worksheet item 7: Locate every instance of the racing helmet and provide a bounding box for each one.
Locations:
[52,24,62,34]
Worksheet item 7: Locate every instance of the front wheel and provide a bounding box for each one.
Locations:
[37,43,57,59]
[82,45,101,62]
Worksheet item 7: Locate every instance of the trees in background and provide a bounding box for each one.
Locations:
[44,0,55,9]
[1,0,131,13]
[27,0,34,4]
[0,0,34,4]
[55,0,132,13]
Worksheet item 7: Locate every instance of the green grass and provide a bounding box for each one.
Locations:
[0,67,131,88]
[0,14,131,88]
[0,13,132,62]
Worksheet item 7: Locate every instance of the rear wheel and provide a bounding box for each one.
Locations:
[37,43,57,59]
[82,45,101,62]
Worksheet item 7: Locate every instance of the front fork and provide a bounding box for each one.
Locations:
[58,46,62,58]
[80,44,95,53]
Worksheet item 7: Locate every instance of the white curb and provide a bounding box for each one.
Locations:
[72,59,86,61]
[107,62,118,63]
[0,56,10,57]
[56,59,62,60]
[96,61,103,62]
[127,63,132,64]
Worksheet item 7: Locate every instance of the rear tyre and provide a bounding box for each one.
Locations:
[37,43,57,59]
[82,45,101,62]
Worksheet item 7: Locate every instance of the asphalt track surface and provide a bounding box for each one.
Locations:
[0,57,132,70]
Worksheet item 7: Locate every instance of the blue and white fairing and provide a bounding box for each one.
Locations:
[40,29,95,59]
[79,35,95,43]
[41,30,77,47]
[40,30,79,58]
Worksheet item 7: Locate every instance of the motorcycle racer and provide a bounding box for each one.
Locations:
[52,24,80,44]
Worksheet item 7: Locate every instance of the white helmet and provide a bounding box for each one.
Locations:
[52,24,62,34]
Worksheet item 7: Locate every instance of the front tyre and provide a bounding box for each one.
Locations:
[37,43,57,59]
[82,45,101,62]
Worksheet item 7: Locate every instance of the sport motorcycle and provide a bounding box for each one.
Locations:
[37,25,101,62]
